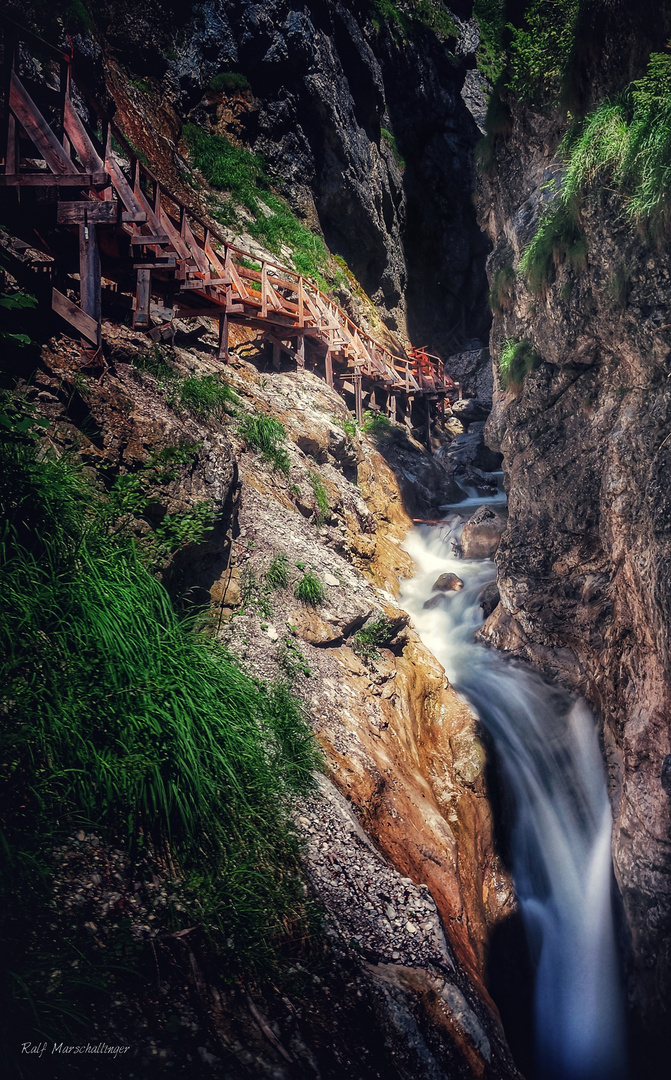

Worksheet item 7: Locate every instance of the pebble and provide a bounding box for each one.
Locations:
[323,572,340,587]
[265,625,279,641]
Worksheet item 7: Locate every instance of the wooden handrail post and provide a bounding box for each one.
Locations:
[79,218,102,347]
[298,276,304,328]
[3,32,18,175]
[325,347,333,387]
[296,331,305,369]
[261,261,267,319]
[218,312,229,363]
[354,370,363,424]
[59,57,71,158]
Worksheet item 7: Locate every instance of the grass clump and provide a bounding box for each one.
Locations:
[266,552,289,589]
[294,570,326,607]
[519,200,587,294]
[309,473,329,526]
[371,0,457,40]
[0,413,321,1049]
[381,127,405,169]
[209,71,250,93]
[352,615,397,662]
[361,409,408,447]
[179,373,238,416]
[238,414,291,474]
[182,124,330,285]
[489,264,516,313]
[498,337,540,391]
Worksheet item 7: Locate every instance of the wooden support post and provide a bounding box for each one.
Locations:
[272,342,281,371]
[425,402,432,450]
[354,371,363,425]
[79,221,101,346]
[296,332,305,369]
[59,59,71,158]
[134,268,151,329]
[389,392,396,422]
[261,262,268,319]
[405,360,410,393]
[325,348,333,388]
[298,276,304,327]
[218,312,229,363]
[3,34,17,176]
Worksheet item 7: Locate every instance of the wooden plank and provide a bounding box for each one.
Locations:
[0,171,106,187]
[177,277,231,290]
[129,232,170,246]
[261,262,268,319]
[132,257,176,269]
[57,200,117,224]
[133,268,151,328]
[63,96,104,174]
[182,216,210,276]
[6,113,17,175]
[9,71,78,175]
[298,276,304,327]
[52,287,98,345]
[158,205,191,261]
[325,348,333,388]
[105,153,146,219]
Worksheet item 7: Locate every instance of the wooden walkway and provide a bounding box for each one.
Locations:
[0,17,459,425]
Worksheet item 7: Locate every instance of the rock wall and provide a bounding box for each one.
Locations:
[45,0,491,359]
[476,17,671,1067]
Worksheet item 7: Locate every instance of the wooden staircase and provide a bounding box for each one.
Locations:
[0,16,460,425]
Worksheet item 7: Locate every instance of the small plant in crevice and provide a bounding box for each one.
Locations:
[361,409,408,447]
[238,414,291,474]
[208,71,250,94]
[381,127,405,169]
[498,338,540,391]
[309,472,329,526]
[352,615,397,663]
[339,415,358,439]
[266,551,289,589]
[489,264,516,313]
[606,265,631,310]
[240,565,273,619]
[294,570,326,607]
[152,501,216,561]
[278,632,312,679]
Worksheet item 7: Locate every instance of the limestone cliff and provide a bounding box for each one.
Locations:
[476,3,671,1068]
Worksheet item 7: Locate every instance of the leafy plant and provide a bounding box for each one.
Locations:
[506,0,581,105]
[294,570,326,607]
[352,615,397,662]
[153,501,215,556]
[278,633,311,679]
[179,373,237,417]
[340,415,358,438]
[309,472,329,526]
[473,0,506,83]
[0,289,38,348]
[266,552,289,589]
[498,337,540,391]
[361,409,408,446]
[238,414,291,473]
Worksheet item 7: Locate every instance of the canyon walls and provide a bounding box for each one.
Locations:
[476,2,671,1068]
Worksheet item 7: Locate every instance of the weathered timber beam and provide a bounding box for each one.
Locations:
[0,171,107,186]
[57,200,117,224]
[9,71,78,175]
[52,287,98,345]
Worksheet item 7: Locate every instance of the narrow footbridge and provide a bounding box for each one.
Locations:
[0,17,459,423]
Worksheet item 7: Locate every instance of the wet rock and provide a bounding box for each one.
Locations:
[479,581,500,619]
[460,506,507,560]
[423,593,448,611]
[432,573,464,592]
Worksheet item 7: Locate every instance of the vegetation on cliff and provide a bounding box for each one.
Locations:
[0,400,320,1051]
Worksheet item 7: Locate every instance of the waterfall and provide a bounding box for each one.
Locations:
[400,514,627,1080]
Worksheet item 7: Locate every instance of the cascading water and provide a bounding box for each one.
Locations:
[399,503,626,1080]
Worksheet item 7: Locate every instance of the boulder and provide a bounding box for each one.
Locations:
[423,593,448,611]
[460,506,507,560]
[432,573,464,592]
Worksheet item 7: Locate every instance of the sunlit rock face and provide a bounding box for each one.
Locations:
[476,15,671,1065]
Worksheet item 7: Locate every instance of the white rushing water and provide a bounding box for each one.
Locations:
[400,515,626,1080]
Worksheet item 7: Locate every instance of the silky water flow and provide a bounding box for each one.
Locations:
[400,503,626,1080]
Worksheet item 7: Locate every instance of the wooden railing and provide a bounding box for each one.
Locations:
[0,14,460,421]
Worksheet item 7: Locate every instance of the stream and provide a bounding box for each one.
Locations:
[399,496,627,1080]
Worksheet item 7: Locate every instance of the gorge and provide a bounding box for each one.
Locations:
[1,2,670,1079]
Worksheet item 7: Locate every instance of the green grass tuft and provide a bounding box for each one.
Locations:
[489,264,516,313]
[238,414,291,474]
[361,409,408,447]
[309,473,329,526]
[179,373,237,416]
[294,571,326,607]
[498,338,540,391]
[0,414,321,1047]
[381,127,406,169]
[209,71,250,93]
[519,200,587,294]
[266,552,289,589]
[352,615,397,662]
